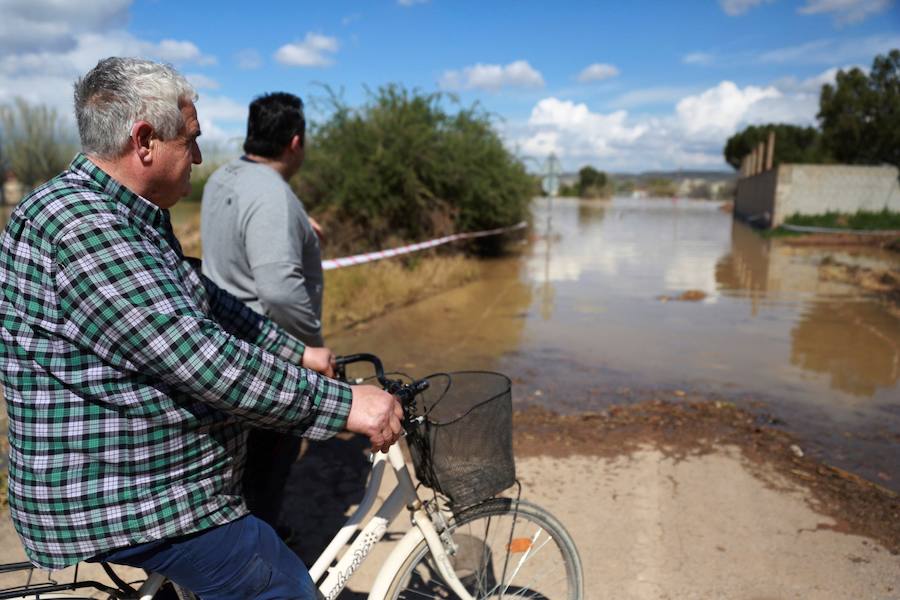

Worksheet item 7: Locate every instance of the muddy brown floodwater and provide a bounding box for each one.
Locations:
[0,197,897,491]
[327,197,900,492]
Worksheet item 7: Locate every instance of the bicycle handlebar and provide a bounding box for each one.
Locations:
[335,353,430,427]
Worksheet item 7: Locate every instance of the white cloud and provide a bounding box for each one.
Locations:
[0,15,76,53]
[718,0,774,15]
[2,0,130,29]
[508,76,825,172]
[520,98,647,160]
[0,0,130,52]
[151,39,216,66]
[186,73,220,90]
[610,86,700,108]
[683,52,715,65]
[192,95,248,145]
[577,63,620,82]
[440,60,544,91]
[797,0,893,24]
[196,96,247,122]
[676,81,782,139]
[758,33,900,64]
[771,65,858,93]
[235,49,263,70]
[275,33,340,67]
[0,1,230,145]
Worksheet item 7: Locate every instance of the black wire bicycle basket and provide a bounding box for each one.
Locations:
[406,371,516,508]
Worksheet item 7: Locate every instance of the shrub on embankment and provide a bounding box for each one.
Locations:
[0,98,78,191]
[294,85,533,256]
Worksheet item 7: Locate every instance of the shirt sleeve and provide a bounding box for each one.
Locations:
[191,262,307,363]
[242,187,323,345]
[54,218,351,440]
[251,262,323,347]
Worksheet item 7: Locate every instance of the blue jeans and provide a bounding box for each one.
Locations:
[93,515,318,600]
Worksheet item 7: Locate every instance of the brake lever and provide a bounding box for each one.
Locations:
[383,378,430,430]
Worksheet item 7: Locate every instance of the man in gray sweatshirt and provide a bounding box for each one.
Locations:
[201,92,324,538]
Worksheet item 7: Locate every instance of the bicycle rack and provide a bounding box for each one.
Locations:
[0,561,125,599]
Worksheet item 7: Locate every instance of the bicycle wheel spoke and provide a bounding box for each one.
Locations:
[399,587,448,599]
[485,532,565,599]
[503,560,572,599]
[499,529,542,595]
[387,500,582,600]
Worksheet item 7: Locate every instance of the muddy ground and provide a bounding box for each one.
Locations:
[0,399,897,598]
[276,399,900,599]
[283,399,899,561]
[512,400,899,555]
[779,232,900,251]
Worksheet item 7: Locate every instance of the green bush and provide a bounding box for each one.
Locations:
[295,85,532,254]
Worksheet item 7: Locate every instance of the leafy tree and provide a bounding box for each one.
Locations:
[578,166,606,190]
[723,123,827,170]
[0,98,77,190]
[818,49,900,169]
[558,181,579,197]
[295,85,532,254]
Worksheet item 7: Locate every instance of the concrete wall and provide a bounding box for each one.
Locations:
[773,165,900,226]
[735,164,900,228]
[734,168,778,227]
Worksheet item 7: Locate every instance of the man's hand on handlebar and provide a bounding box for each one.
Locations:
[301,346,337,378]
[347,385,405,454]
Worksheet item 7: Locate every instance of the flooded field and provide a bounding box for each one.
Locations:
[0,196,897,490]
[328,197,900,490]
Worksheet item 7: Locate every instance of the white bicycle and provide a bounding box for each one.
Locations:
[0,353,583,599]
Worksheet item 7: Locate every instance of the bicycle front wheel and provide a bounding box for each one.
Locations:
[386,498,583,600]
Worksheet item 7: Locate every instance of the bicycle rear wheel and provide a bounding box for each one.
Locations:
[386,498,583,600]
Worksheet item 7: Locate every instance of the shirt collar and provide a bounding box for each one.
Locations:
[69,153,164,227]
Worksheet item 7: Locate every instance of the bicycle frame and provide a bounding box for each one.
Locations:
[0,442,472,600]
[312,442,473,600]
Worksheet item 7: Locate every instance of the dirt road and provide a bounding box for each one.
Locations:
[0,401,897,599]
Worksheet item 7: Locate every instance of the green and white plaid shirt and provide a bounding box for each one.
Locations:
[0,154,352,569]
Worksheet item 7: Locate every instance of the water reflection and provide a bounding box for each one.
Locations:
[716,222,851,308]
[326,257,534,377]
[716,220,900,398]
[577,199,608,230]
[1,196,898,486]
[791,301,900,397]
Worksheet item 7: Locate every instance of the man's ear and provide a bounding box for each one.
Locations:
[130,121,154,163]
[291,133,304,151]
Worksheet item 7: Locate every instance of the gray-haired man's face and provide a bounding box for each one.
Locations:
[146,102,202,208]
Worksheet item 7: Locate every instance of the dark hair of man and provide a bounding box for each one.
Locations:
[243,92,305,158]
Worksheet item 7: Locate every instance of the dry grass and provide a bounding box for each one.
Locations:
[323,254,479,333]
[172,209,202,258]
[171,209,481,332]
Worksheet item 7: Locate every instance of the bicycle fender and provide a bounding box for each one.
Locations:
[366,527,424,600]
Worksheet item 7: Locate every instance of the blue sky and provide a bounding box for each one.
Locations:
[1,0,898,172]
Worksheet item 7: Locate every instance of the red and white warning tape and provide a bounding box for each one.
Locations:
[321,221,527,271]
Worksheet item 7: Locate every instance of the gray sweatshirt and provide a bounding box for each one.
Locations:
[201,157,324,346]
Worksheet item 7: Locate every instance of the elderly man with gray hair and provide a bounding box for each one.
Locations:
[0,57,403,599]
